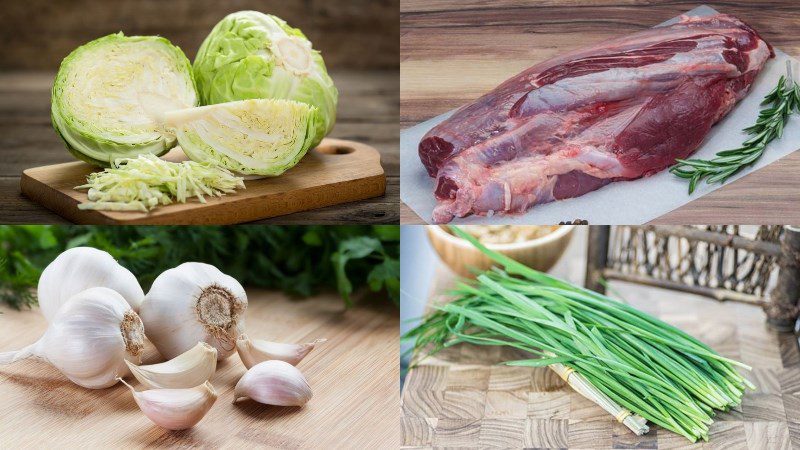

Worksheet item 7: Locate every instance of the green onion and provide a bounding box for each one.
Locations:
[403,226,753,442]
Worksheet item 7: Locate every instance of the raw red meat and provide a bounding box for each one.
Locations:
[418,14,773,223]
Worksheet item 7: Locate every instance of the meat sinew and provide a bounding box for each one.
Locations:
[419,14,773,223]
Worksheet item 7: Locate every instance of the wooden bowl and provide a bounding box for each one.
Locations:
[426,225,575,277]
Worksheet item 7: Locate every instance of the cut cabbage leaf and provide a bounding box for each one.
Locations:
[75,154,245,212]
[52,33,197,167]
[164,99,318,176]
[193,11,337,148]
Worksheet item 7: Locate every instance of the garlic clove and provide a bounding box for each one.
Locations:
[233,360,312,406]
[236,335,326,368]
[125,342,218,389]
[119,378,217,430]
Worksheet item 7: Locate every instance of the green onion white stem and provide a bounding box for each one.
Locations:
[548,352,649,435]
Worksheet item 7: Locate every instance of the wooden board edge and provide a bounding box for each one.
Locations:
[120,172,388,224]
[20,170,116,224]
[22,169,387,225]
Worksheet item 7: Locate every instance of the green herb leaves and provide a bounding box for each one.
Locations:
[671,66,800,194]
[0,226,399,309]
[331,235,400,307]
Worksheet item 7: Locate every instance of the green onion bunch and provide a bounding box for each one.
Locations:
[404,227,753,442]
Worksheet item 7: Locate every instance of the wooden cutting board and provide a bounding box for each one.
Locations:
[0,289,399,448]
[401,264,800,449]
[20,138,386,224]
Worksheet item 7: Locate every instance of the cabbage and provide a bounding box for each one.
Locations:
[193,11,337,148]
[164,99,318,176]
[76,154,245,212]
[51,33,198,166]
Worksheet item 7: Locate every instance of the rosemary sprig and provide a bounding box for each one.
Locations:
[671,64,800,194]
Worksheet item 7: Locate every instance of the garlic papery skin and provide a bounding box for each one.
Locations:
[126,342,218,389]
[120,378,217,430]
[236,335,326,368]
[233,360,312,406]
[140,262,247,361]
[38,246,144,322]
[0,287,145,389]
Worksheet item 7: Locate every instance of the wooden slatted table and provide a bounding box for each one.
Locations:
[401,252,800,449]
[0,289,399,448]
[400,0,800,224]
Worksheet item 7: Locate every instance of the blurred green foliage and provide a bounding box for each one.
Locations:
[0,225,399,309]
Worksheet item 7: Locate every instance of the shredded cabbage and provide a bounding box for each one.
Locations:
[75,154,245,212]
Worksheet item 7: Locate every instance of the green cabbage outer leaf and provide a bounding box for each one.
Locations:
[165,99,318,176]
[51,33,198,167]
[193,11,337,148]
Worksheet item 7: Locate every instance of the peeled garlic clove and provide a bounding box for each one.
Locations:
[234,360,312,406]
[120,378,217,430]
[126,342,217,389]
[236,335,326,368]
[38,247,144,322]
[140,262,247,361]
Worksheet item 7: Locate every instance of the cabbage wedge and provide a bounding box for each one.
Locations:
[164,99,318,176]
[51,33,197,166]
[193,11,337,148]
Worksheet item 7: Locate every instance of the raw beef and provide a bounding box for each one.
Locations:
[418,14,773,223]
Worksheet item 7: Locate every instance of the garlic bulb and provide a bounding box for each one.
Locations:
[140,262,247,360]
[126,342,217,390]
[236,335,326,368]
[120,378,217,430]
[234,360,312,406]
[38,247,144,322]
[0,287,145,389]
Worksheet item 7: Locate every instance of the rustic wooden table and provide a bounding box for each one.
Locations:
[0,289,400,448]
[400,1,800,224]
[401,228,800,448]
[0,70,399,224]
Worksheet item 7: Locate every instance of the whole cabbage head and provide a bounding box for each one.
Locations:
[51,33,198,166]
[193,11,337,148]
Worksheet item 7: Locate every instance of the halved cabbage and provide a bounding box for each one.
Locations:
[51,33,198,166]
[193,11,337,148]
[164,99,318,176]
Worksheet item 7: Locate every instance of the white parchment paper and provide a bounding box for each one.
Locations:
[400,5,800,224]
